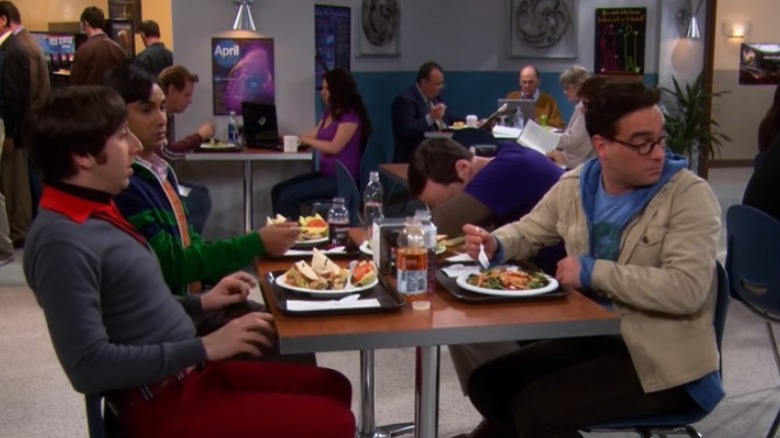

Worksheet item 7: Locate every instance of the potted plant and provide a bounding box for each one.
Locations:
[662,72,732,177]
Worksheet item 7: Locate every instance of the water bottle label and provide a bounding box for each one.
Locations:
[397,269,427,294]
[330,225,349,246]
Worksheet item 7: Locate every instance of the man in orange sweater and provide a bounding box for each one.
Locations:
[505,65,565,128]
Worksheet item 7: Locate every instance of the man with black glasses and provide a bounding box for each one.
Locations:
[458,79,723,437]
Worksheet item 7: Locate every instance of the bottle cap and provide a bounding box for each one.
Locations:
[412,300,431,311]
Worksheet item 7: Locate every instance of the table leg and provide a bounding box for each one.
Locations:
[359,349,415,438]
[415,346,440,438]
[243,160,252,232]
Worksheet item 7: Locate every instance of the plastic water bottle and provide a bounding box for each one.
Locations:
[327,197,350,246]
[363,171,384,243]
[515,106,524,130]
[228,110,239,146]
[396,216,428,301]
[415,209,437,293]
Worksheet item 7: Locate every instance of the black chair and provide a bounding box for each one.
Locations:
[86,393,122,438]
[584,262,730,437]
[726,204,780,438]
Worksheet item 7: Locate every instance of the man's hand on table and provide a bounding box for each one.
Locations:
[463,223,498,261]
[555,256,582,289]
[202,312,276,360]
[201,271,255,311]
[258,222,300,257]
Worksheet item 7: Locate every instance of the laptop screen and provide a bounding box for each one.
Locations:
[241,102,280,149]
[497,98,536,124]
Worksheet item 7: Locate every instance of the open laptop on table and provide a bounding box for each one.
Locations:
[242,102,281,150]
[496,98,536,126]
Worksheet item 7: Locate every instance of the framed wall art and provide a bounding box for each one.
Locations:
[357,0,400,57]
[211,38,275,115]
[508,0,577,59]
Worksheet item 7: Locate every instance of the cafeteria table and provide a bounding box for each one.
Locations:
[256,229,619,438]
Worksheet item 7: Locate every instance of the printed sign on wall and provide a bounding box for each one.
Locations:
[212,38,275,115]
[740,43,780,85]
[594,8,647,76]
[315,5,351,90]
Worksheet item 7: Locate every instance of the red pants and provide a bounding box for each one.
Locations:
[115,361,355,438]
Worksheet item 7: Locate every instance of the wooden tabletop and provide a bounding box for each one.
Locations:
[378,163,408,187]
[255,229,619,355]
[183,148,313,161]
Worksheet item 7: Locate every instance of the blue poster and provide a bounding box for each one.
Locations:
[211,37,275,115]
[314,5,351,90]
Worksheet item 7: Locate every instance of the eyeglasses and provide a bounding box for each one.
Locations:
[605,134,667,156]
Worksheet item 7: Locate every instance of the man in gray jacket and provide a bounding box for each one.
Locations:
[459,79,723,437]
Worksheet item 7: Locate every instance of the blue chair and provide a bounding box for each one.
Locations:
[726,204,780,438]
[334,159,362,227]
[450,128,499,149]
[584,261,730,437]
[360,139,390,192]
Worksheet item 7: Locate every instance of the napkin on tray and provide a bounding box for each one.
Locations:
[286,298,381,311]
[284,246,345,257]
[440,264,481,278]
[444,252,476,263]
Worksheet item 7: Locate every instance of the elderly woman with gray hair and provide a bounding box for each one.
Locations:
[549,65,596,169]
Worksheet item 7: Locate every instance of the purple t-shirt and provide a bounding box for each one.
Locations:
[465,142,566,274]
[465,142,564,227]
[317,109,362,180]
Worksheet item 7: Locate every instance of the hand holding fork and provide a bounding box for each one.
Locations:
[462,224,497,270]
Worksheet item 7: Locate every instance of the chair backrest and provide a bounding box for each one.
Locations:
[360,138,389,191]
[451,128,499,148]
[334,159,362,227]
[726,204,780,320]
[714,261,730,355]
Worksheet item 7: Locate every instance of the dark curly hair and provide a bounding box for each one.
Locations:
[324,68,372,146]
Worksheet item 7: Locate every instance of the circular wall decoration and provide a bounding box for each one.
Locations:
[513,0,571,49]
[361,0,400,47]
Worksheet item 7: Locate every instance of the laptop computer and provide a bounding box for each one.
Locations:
[497,98,536,125]
[242,102,280,150]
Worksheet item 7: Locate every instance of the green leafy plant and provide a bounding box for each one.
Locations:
[662,73,732,162]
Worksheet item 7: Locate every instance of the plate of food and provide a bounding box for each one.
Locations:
[359,240,446,256]
[456,266,558,297]
[267,214,329,246]
[449,121,467,130]
[276,249,378,297]
[199,138,239,150]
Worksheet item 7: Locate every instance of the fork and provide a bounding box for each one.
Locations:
[478,244,490,272]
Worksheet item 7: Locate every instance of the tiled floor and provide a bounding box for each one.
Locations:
[3,167,779,438]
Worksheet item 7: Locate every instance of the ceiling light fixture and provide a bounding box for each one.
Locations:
[232,0,256,32]
[678,0,704,39]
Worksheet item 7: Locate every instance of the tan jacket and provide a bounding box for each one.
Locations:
[505,90,565,128]
[493,166,721,392]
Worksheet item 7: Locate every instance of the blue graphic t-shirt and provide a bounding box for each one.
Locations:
[591,181,648,261]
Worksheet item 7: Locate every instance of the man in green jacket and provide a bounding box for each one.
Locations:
[106,66,299,296]
[460,79,723,437]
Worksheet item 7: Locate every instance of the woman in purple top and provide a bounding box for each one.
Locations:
[271,69,371,218]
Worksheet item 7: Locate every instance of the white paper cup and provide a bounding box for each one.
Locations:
[283,135,301,153]
[466,114,478,128]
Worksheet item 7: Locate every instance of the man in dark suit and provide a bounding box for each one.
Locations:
[0,2,31,246]
[391,61,460,163]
